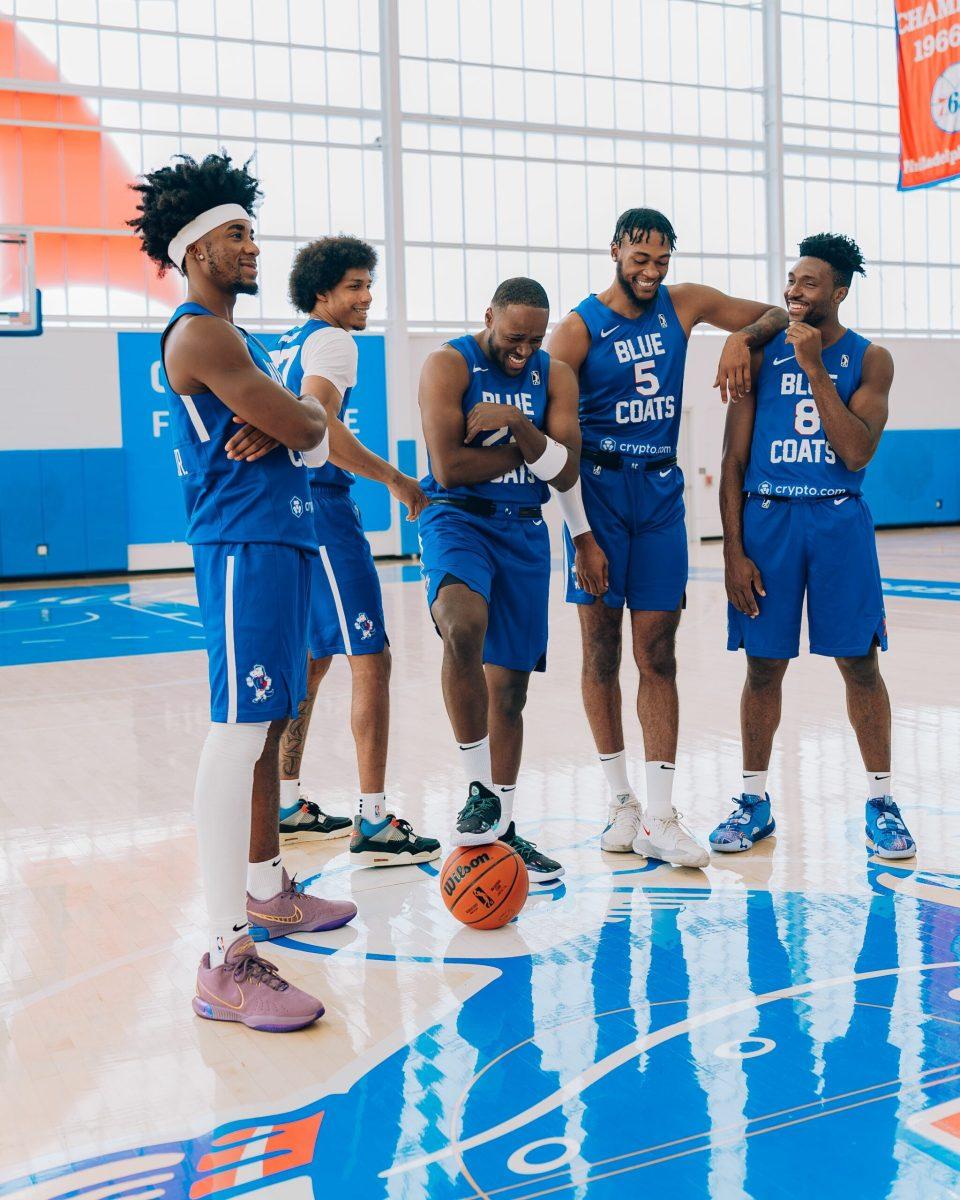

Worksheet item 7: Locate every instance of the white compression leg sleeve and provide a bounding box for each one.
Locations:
[194,721,270,965]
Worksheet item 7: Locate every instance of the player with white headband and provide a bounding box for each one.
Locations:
[130,152,357,1032]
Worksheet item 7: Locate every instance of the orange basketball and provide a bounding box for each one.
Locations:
[440,842,529,929]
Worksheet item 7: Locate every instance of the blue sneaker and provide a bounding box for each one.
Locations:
[709,793,776,853]
[865,797,916,859]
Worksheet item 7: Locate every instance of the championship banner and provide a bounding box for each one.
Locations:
[896,1,960,190]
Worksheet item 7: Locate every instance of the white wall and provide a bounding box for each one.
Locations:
[0,330,120,450]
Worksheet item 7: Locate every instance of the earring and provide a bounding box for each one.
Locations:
[197,254,205,260]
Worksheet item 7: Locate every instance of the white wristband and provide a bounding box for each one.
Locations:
[554,477,591,539]
[526,436,568,481]
[302,428,329,468]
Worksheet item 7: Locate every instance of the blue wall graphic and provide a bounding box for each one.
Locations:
[117,331,391,550]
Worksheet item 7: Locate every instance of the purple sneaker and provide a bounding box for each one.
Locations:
[246,868,358,942]
[193,935,323,1032]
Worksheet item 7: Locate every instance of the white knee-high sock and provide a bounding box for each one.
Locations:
[458,735,492,788]
[645,761,676,820]
[194,721,270,966]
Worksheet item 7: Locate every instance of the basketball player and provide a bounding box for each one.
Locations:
[548,208,789,868]
[130,153,357,1030]
[274,236,440,866]
[710,233,915,859]
[418,277,585,882]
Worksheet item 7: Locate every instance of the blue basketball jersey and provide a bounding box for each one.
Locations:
[420,334,551,504]
[744,327,872,499]
[274,317,354,490]
[573,287,687,457]
[160,302,315,549]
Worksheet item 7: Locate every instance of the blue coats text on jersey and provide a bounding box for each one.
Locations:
[744,327,871,500]
[420,334,552,505]
[573,286,687,458]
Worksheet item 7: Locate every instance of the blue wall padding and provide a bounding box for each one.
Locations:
[863,429,960,527]
[0,448,127,577]
[396,438,420,555]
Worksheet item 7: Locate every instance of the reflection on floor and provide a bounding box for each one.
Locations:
[1,529,959,1199]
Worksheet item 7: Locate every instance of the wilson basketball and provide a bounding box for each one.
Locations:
[440,842,529,929]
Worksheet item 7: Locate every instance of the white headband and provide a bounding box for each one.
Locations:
[167,203,252,273]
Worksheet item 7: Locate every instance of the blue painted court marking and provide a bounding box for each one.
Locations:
[2,568,958,668]
[0,583,204,666]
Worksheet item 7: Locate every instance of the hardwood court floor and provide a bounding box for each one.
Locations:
[1,528,959,1199]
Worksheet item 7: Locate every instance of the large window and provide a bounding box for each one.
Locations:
[0,0,953,334]
[781,0,960,334]
[0,0,385,327]
[398,0,768,328]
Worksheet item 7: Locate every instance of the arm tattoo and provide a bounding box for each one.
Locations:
[741,306,788,350]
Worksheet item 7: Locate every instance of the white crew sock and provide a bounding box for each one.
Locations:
[247,855,284,901]
[493,783,516,831]
[599,750,633,800]
[742,769,768,799]
[645,761,676,820]
[194,721,269,966]
[867,770,892,800]
[359,792,387,824]
[279,778,301,816]
[458,735,492,788]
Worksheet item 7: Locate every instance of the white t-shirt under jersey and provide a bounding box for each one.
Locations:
[299,325,358,399]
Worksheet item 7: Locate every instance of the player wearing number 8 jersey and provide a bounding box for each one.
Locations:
[711,232,916,860]
[548,208,789,868]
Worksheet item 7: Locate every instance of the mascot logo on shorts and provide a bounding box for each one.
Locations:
[600,437,616,452]
[354,612,375,640]
[246,664,275,703]
[290,496,304,518]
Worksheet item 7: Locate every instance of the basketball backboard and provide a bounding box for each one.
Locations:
[0,228,42,336]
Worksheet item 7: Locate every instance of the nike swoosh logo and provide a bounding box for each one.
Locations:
[642,824,651,836]
[659,468,672,477]
[246,903,303,925]
[659,764,675,770]
[472,365,488,373]
[199,979,246,1010]
[834,496,849,506]
[773,355,796,366]
[600,326,621,338]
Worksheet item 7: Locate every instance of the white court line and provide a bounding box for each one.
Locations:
[108,596,202,627]
[383,957,960,1178]
[1,940,177,1021]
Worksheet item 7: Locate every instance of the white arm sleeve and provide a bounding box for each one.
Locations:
[553,478,591,538]
[299,326,359,398]
[302,428,329,468]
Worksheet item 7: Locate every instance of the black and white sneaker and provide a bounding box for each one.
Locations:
[454,782,502,846]
[349,814,441,867]
[279,796,352,842]
[501,822,564,883]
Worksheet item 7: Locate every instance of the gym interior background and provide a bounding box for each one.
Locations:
[0,0,957,583]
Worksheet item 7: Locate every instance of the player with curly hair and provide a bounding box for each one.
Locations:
[271,235,440,867]
[130,152,357,1031]
[709,232,916,860]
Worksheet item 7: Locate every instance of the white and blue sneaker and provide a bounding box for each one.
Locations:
[709,793,776,853]
[865,796,916,859]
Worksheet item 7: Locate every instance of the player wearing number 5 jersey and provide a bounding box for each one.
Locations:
[548,208,789,868]
[710,233,916,861]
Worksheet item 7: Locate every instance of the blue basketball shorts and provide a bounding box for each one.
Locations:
[309,486,387,658]
[564,460,687,611]
[727,494,888,660]
[192,542,312,723]
[418,502,550,673]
